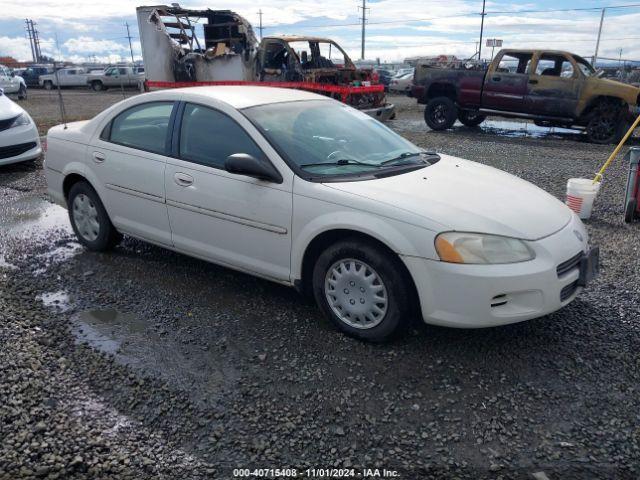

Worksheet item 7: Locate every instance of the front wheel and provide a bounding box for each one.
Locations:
[17,84,27,100]
[424,96,458,131]
[43,81,53,90]
[312,240,413,342]
[91,81,104,92]
[68,181,122,251]
[458,110,486,127]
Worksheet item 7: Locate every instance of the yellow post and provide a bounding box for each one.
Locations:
[593,114,640,183]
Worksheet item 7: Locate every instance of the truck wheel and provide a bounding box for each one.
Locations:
[17,84,27,100]
[586,99,625,144]
[43,81,53,90]
[624,198,638,223]
[458,110,486,127]
[91,81,104,92]
[424,96,458,131]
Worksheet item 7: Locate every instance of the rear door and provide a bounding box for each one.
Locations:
[525,53,582,118]
[89,101,176,245]
[481,51,533,112]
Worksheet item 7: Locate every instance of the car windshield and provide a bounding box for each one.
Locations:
[243,100,436,179]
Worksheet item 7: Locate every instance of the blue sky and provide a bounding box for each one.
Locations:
[0,0,639,64]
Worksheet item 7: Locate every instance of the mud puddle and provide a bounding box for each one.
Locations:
[391,116,582,140]
[37,290,73,312]
[72,309,238,405]
[0,196,71,239]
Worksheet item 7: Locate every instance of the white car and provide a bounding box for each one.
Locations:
[0,91,41,166]
[44,86,599,341]
[389,72,414,94]
[0,65,27,99]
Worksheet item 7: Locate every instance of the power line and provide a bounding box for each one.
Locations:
[264,2,640,30]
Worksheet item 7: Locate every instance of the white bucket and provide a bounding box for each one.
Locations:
[566,178,601,219]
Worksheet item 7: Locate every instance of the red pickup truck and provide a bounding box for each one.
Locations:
[411,49,640,143]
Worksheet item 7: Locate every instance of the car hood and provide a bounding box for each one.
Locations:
[325,154,572,240]
[0,94,25,121]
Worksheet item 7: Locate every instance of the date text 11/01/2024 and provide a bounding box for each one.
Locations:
[232,468,400,477]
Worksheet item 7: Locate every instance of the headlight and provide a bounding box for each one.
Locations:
[9,113,30,128]
[435,232,535,264]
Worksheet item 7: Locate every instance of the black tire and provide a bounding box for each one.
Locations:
[424,96,458,131]
[458,110,486,127]
[67,181,121,251]
[43,81,53,90]
[91,81,104,92]
[17,84,27,100]
[624,198,638,223]
[586,99,626,144]
[312,239,413,342]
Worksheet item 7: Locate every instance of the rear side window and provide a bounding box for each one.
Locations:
[497,53,533,74]
[179,103,265,168]
[108,102,174,154]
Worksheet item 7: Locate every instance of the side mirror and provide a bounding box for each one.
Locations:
[225,153,283,183]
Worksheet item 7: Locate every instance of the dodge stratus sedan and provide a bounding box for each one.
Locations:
[45,86,598,341]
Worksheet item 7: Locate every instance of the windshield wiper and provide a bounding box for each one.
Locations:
[300,159,384,168]
[381,151,440,166]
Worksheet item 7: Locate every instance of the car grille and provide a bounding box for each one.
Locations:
[560,280,579,302]
[0,142,37,159]
[556,252,582,277]
[0,115,19,133]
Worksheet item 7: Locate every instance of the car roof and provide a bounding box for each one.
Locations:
[167,86,330,109]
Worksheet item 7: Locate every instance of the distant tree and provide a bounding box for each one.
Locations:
[39,55,55,63]
[0,56,19,67]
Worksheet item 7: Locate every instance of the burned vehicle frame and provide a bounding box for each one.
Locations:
[137,5,395,120]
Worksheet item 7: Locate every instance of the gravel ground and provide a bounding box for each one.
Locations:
[1,92,639,479]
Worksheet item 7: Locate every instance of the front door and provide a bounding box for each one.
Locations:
[526,54,582,118]
[89,101,175,245]
[481,51,533,112]
[165,102,293,281]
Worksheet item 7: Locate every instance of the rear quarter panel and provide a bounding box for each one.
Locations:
[45,124,90,206]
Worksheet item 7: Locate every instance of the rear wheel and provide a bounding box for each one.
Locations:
[17,84,27,100]
[312,239,413,342]
[91,81,104,92]
[67,181,121,251]
[43,81,53,90]
[458,110,486,127]
[424,96,458,131]
[586,99,626,144]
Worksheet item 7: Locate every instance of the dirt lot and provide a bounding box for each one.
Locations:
[1,91,640,479]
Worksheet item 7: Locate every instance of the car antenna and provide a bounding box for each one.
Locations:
[53,61,68,129]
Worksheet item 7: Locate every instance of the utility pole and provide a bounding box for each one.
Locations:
[358,0,369,60]
[25,19,37,63]
[257,10,264,40]
[593,8,606,67]
[478,0,486,62]
[125,21,135,64]
[33,22,42,62]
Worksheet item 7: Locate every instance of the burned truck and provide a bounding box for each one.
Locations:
[136,5,394,120]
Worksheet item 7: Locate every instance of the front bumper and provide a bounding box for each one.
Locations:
[0,123,41,166]
[362,103,395,121]
[403,214,596,328]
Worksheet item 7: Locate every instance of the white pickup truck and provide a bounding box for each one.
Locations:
[39,68,89,89]
[86,66,145,91]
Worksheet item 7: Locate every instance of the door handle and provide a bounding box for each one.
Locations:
[492,76,501,81]
[92,151,106,163]
[529,79,539,84]
[174,172,194,187]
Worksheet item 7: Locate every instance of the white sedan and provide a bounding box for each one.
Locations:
[0,91,41,166]
[44,86,598,341]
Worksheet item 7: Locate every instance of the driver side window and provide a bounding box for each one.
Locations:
[178,103,266,169]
